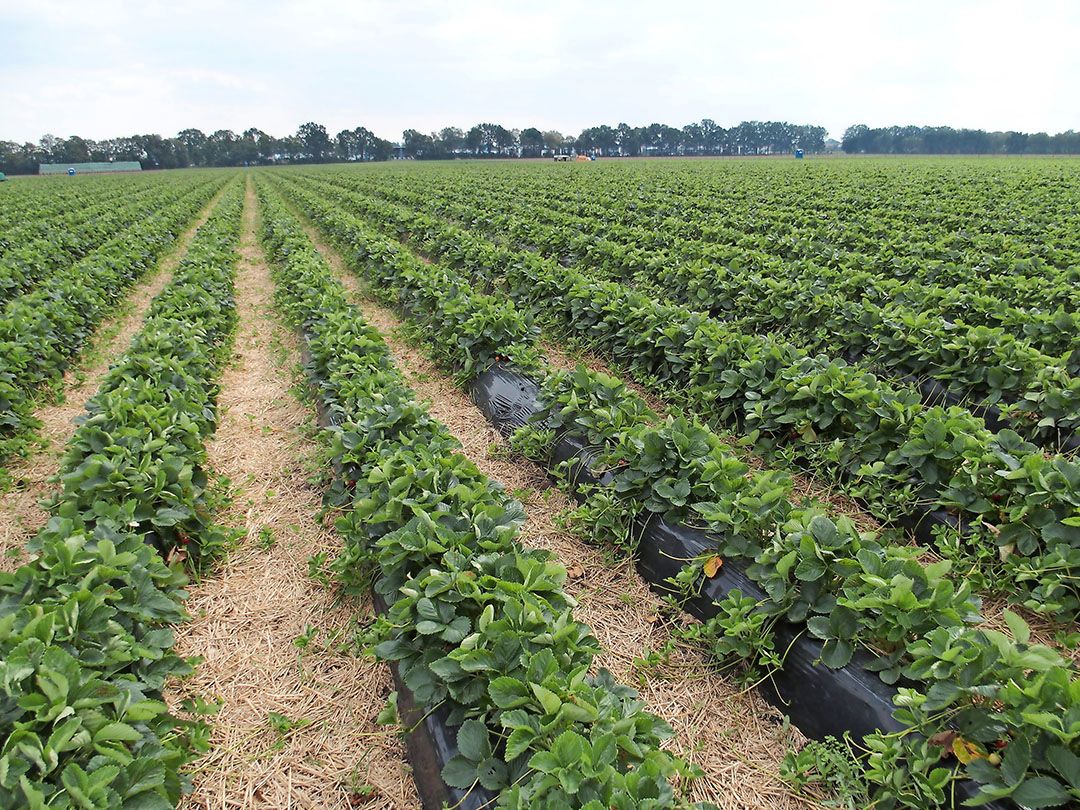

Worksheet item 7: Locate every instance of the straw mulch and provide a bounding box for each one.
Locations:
[171,181,417,810]
[288,216,815,809]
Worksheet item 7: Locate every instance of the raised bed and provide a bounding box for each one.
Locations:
[469,362,1011,809]
[303,336,497,810]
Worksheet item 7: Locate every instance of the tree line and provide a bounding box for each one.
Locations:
[0,119,826,174]
[0,123,392,175]
[842,124,1080,155]
[401,120,827,158]
[4,118,1079,174]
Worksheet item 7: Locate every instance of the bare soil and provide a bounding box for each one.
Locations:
[292,211,814,809]
[172,179,417,810]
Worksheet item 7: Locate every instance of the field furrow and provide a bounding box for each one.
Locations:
[173,180,415,809]
[289,197,815,809]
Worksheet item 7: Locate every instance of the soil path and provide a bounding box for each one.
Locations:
[173,178,417,810]
[291,208,814,810]
[0,183,233,571]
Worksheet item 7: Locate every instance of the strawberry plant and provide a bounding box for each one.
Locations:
[259,182,710,809]
[0,184,243,808]
[287,174,1080,622]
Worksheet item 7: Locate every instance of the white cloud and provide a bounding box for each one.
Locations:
[1,0,1077,143]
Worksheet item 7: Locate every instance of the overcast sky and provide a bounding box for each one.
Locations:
[2,0,1078,144]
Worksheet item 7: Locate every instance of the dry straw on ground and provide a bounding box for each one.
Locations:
[0,187,229,572]
[294,213,814,810]
[172,181,417,810]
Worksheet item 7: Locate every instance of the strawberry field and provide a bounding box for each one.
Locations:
[1,157,1079,809]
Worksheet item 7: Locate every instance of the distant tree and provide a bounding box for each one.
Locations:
[363,130,394,161]
[698,119,726,154]
[239,128,271,164]
[1050,130,1080,152]
[795,125,827,152]
[296,122,332,162]
[53,135,91,163]
[177,128,209,164]
[578,125,618,155]
[837,123,1077,155]
[335,128,360,161]
[402,128,435,159]
[0,140,42,174]
[1028,132,1052,154]
[841,124,870,153]
[9,116,1080,174]
[464,126,484,155]
[519,127,544,157]
[277,135,303,162]
[131,134,173,168]
[38,134,61,158]
[436,127,465,156]
[204,130,239,166]
[489,124,515,156]
[614,123,643,156]
[542,130,566,153]
[681,122,704,154]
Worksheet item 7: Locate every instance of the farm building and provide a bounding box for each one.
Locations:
[39,161,142,175]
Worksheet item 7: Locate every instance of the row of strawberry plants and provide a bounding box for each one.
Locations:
[0,175,231,477]
[337,175,1080,446]
[511,366,1079,809]
[357,161,1080,304]
[476,196,1080,433]
[0,174,167,251]
[353,167,1080,314]
[0,184,243,809]
[263,177,967,683]
[369,175,1080,362]
[278,173,1080,622]
[256,181,704,809]
[0,176,217,305]
[266,174,1025,678]
[266,174,1080,809]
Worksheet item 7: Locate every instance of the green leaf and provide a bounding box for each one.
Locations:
[441,755,478,789]
[774,549,798,578]
[376,693,399,726]
[505,727,537,761]
[489,677,530,709]
[553,730,588,766]
[806,616,831,640]
[150,507,191,527]
[1000,736,1031,787]
[1048,746,1080,790]
[94,722,142,743]
[794,556,826,582]
[530,683,562,715]
[1003,609,1031,646]
[528,750,560,774]
[819,638,853,669]
[1010,776,1071,808]
[456,719,490,762]
[476,756,508,791]
[831,606,858,638]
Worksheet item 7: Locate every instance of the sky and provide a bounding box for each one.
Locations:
[2,0,1078,144]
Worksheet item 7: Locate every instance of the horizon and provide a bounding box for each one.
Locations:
[3,0,1078,145]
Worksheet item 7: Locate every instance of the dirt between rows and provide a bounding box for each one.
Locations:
[288,202,815,810]
[172,179,416,810]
